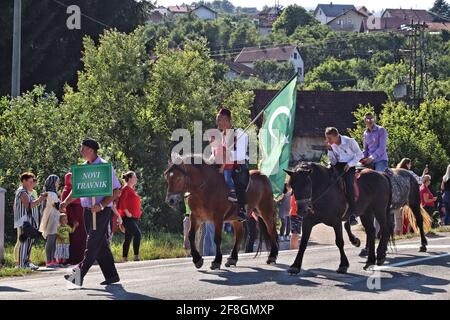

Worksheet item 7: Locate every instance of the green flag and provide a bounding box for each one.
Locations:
[259,74,298,197]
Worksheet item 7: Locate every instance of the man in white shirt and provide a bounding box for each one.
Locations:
[325,127,364,226]
[214,108,249,222]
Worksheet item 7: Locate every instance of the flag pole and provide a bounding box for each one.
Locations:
[242,71,299,134]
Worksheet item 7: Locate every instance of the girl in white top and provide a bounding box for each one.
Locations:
[39,175,61,267]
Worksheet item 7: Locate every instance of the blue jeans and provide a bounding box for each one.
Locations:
[203,223,216,256]
[223,169,235,191]
[374,160,388,173]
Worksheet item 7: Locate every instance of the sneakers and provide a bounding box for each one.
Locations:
[134,255,140,262]
[26,262,39,271]
[228,191,238,202]
[64,267,83,286]
[280,235,285,242]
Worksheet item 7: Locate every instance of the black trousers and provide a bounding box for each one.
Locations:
[122,217,142,258]
[244,216,257,253]
[334,163,357,214]
[79,207,119,280]
[232,163,250,211]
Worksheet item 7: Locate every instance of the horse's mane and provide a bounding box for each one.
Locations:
[293,161,332,178]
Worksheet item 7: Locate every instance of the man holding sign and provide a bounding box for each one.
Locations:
[61,138,121,286]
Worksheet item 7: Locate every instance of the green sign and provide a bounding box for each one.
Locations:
[71,163,113,198]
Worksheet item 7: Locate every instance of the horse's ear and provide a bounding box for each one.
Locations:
[283,169,293,176]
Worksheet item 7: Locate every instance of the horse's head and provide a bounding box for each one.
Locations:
[164,161,189,208]
[284,162,314,216]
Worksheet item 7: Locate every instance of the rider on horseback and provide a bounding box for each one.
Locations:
[211,107,249,222]
[325,127,364,226]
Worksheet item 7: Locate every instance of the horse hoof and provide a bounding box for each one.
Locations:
[287,267,300,275]
[352,238,361,248]
[419,246,427,252]
[266,257,277,264]
[336,266,348,274]
[210,262,221,270]
[194,258,204,269]
[363,263,375,271]
[225,258,237,268]
[359,248,368,257]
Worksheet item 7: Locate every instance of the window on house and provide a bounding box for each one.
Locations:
[348,18,352,24]
[297,67,302,75]
[294,52,298,59]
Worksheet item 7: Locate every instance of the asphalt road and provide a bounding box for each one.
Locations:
[0,232,449,300]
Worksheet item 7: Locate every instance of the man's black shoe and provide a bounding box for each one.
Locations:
[100,275,120,285]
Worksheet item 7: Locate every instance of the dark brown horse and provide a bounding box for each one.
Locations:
[164,155,278,270]
[285,162,394,275]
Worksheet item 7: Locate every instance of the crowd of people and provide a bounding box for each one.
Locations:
[11,111,450,279]
[12,138,143,288]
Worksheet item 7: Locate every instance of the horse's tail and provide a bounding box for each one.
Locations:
[403,206,432,233]
[384,173,396,252]
[254,216,273,258]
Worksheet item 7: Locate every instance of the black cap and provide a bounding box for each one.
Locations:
[81,138,99,151]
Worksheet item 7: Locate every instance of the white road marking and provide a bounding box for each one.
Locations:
[374,253,450,271]
[208,296,242,300]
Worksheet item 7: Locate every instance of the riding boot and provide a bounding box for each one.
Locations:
[344,166,358,226]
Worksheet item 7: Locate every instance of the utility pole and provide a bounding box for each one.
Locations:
[11,0,22,97]
[405,20,427,106]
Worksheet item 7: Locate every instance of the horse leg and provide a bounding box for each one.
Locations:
[210,221,223,270]
[411,200,428,252]
[334,222,350,274]
[374,209,389,266]
[344,220,361,247]
[188,216,203,269]
[360,213,376,270]
[225,221,243,267]
[287,215,315,275]
[259,215,279,264]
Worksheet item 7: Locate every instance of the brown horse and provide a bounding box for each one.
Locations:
[285,162,394,275]
[164,155,278,270]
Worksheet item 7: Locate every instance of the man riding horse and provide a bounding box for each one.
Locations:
[211,107,249,222]
[325,127,364,225]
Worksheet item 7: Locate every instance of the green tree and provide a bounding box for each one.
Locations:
[304,58,356,90]
[372,62,409,97]
[430,0,450,20]
[253,59,296,83]
[272,5,317,36]
[0,0,150,97]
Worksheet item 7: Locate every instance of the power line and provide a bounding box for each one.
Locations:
[51,0,112,29]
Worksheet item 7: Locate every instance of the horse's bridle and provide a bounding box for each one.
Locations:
[167,163,207,198]
[294,169,347,215]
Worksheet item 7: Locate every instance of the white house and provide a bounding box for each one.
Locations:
[192,4,217,20]
[314,3,356,24]
[234,45,304,82]
[326,8,367,32]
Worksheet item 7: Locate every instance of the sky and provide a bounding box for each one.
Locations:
[155,0,436,12]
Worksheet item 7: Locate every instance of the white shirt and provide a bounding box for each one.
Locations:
[229,128,249,162]
[328,135,364,168]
